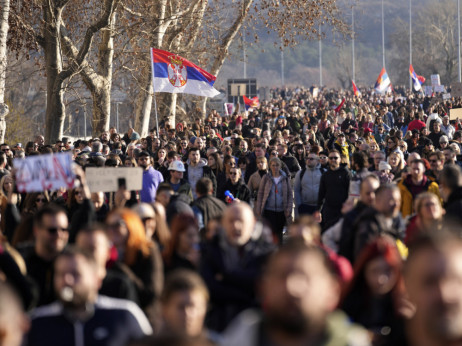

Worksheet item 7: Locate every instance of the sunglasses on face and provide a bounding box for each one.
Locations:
[36,198,46,203]
[46,227,68,234]
[329,156,340,160]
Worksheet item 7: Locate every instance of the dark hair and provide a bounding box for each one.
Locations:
[188,147,200,156]
[33,204,67,228]
[440,164,462,190]
[195,177,213,196]
[161,269,209,304]
[352,151,368,170]
[157,183,174,195]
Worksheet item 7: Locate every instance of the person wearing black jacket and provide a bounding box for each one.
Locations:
[218,168,251,204]
[338,175,381,264]
[192,177,226,233]
[440,164,462,224]
[317,149,351,231]
[200,203,274,332]
[277,143,301,179]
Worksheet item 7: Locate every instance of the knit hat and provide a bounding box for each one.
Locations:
[379,161,391,171]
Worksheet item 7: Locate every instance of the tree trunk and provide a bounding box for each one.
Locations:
[43,5,66,144]
[0,0,9,143]
[91,85,111,136]
[91,11,116,136]
[134,71,153,137]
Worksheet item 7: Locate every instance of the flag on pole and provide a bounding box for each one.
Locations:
[334,98,346,113]
[374,67,391,93]
[352,80,361,97]
[151,48,220,98]
[409,64,424,91]
[243,95,260,110]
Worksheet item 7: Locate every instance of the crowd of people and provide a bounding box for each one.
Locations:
[1,86,462,345]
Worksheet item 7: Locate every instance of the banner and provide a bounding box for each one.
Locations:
[14,153,75,193]
[86,167,143,192]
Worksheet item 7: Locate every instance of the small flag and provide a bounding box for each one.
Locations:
[374,67,391,93]
[409,64,423,91]
[334,98,346,113]
[243,95,260,110]
[352,80,361,97]
[151,48,220,98]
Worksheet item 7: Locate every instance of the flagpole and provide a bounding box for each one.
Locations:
[381,0,385,68]
[281,37,285,86]
[150,48,160,136]
[352,4,355,82]
[409,0,412,90]
[458,0,461,82]
[319,24,323,86]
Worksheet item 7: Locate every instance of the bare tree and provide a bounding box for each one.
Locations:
[10,0,119,143]
[390,0,458,86]
[0,0,9,143]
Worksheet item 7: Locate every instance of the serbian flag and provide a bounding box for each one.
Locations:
[352,80,361,97]
[374,67,391,93]
[151,48,220,97]
[243,95,260,110]
[409,64,424,91]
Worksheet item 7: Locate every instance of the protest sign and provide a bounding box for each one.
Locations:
[224,103,234,116]
[424,86,433,96]
[14,153,75,193]
[312,87,319,99]
[443,93,452,100]
[431,74,441,87]
[434,85,445,93]
[449,108,462,121]
[85,167,143,192]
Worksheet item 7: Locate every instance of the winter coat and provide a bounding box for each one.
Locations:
[294,165,325,209]
[397,176,440,218]
[255,170,293,221]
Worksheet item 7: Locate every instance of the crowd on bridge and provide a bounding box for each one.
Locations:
[1,85,462,345]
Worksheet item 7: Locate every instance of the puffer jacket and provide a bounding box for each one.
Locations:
[294,165,325,208]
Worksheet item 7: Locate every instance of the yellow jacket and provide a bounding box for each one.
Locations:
[397,177,441,218]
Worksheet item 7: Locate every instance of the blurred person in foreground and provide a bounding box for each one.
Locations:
[26,247,152,346]
[404,231,462,346]
[0,282,29,346]
[159,269,220,343]
[341,236,408,345]
[221,242,370,346]
[201,202,274,332]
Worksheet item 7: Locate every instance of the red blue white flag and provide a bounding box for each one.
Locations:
[352,80,361,97]
[151,48,220,98]
[243,95,260,110]
[374,67,391,93]
[409,64,424,91]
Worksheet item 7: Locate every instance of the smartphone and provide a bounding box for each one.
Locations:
[118,178,126,189]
